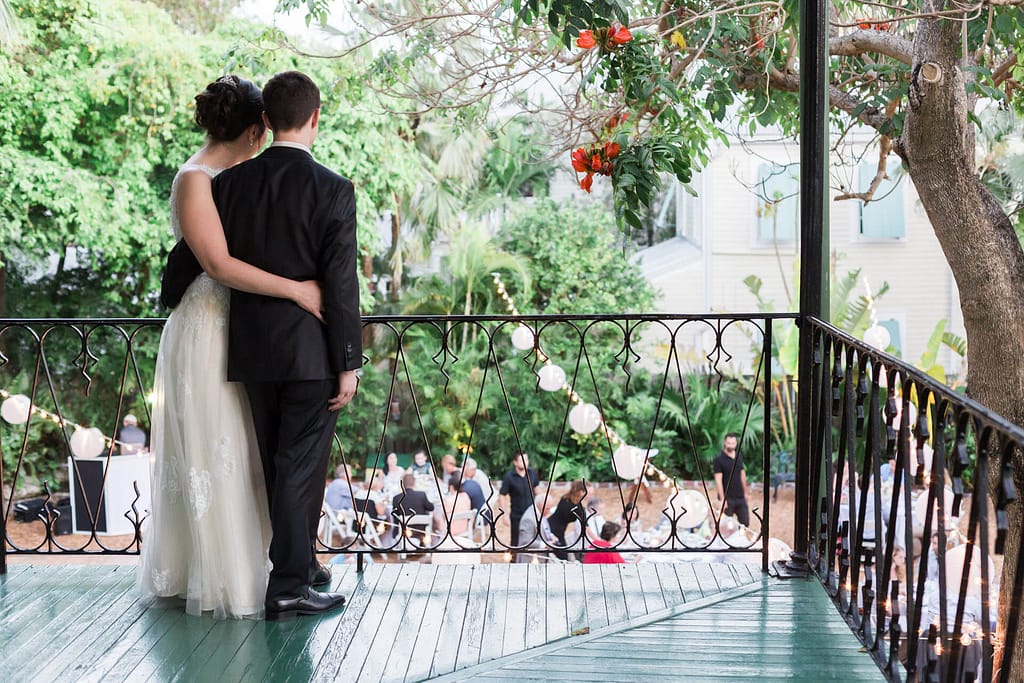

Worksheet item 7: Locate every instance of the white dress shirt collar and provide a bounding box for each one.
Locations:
[270,140,312,155]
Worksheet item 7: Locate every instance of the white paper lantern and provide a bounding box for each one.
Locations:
[1,394,31,425]
[537,364,566,392]
[70,427,106,458]
[568,403,601,434]
[510,325,535,351]
[864,324,891,351]
[612,444,645,479]
[675,489,710,529]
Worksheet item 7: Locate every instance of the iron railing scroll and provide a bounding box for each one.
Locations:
[1,314,787,573]
[805,317,1024,683]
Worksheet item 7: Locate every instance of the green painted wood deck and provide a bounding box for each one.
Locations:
[0,561,883,682]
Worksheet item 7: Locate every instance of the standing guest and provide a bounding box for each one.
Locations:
[547,480,588,560]
[409,450,433,476]
[585,497,607,547]
[584,522,626,564]
[117,414,147,455]
[713,432,750,527]
[325,464,354,512]
[499,451,540,548]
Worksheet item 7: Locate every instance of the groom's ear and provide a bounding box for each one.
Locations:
[262,111,273,133]
[310,108,320,130]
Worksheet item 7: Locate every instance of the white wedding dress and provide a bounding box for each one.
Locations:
[137,163,272,619]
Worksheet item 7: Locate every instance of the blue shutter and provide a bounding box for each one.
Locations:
[859,159,905,238]
[879,318,902,355]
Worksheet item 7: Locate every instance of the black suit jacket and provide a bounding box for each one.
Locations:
[391,489,434,517]
[205,145,361,382]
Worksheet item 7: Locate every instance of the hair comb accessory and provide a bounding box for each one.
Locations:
[216,75,237,87]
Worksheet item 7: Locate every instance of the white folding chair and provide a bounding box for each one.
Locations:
[319,500,354,547]
[450,509,478,547]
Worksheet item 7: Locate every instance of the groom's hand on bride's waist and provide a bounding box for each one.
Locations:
[328,370,359,411]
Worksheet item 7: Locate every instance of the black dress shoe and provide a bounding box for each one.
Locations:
[311,563,332,587]
[266,590,346,621]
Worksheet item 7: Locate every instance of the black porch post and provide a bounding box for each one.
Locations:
[779,0,830,577]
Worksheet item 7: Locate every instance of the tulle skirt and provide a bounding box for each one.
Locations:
[137,275,272,619]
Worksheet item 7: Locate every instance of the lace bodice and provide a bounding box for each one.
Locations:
[169,163,223,239]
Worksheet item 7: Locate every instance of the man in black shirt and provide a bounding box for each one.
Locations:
[712,433,750,527]
[499,451,540,548]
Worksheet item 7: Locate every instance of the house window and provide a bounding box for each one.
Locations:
[756,163,799,243]
[676,179,702,246]
[859,158,905,239]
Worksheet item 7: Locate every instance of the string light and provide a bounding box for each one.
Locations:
[492,274,677,485]
[0,388,129,450]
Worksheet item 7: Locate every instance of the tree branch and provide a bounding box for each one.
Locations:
[830,29,913,65]
[736,68,893,132]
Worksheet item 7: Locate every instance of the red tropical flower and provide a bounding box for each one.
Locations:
[576,30,597,49]
[603,141,621,159]
[571,147,589,172]
[610,25,633,45]
[590,154,602,171]
[580,173,594,192]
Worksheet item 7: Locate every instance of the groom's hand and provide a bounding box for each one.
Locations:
[328,370,359,411]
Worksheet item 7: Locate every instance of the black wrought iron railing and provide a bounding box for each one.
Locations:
[0,314,789,572]
[803,317,1024,683]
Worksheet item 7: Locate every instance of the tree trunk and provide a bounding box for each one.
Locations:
[901,3,1024,677]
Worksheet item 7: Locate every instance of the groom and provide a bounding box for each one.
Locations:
[212,71,361,620]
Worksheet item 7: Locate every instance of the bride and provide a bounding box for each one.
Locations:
[137,75,322,619]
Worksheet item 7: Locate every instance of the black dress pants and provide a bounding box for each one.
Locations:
[246,379,338,602]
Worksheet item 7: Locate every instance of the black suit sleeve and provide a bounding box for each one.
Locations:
[320,179,362,372]
[159,239,204,309]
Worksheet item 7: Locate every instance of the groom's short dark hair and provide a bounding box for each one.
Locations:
[262,71,321,132]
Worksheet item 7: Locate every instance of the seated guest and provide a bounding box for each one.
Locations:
[325,464,355,512]
[409,450,433,476]
[463,457,491,494]
[392,473,434,544]
[585,497,607,547]
[462,457,492,518]
[516,493,554,563]
[382,451,405,495]
[584,522,626,564]
[439,473,472,537]
[439,453,458,488]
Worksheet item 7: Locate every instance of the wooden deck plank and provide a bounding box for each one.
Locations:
[653,563,685,605]
[130,613,219,683]
[476,562,509,666]
[598,564,628,625]
[170,618,258,683]
[523,562,547,649]
[544,564,569,642]
[318,563,403,681]
[402,564,456,683]
[83,604,188,682]
[499,564,528,657]
[356,563,422,682]
[1,565,130,671]
[619,565,650,619]
[310,563,388,682]
[455,564,494,671]
[428,564,475,678]
[34,570,146,682]
[563,562,588,636]
[272,565,358,683]
[673,562,705,601]
[0,564,79,625]
[690,561,721,597]
[580,565,609,631]
[378,562,441,683]
[635,563,668,612]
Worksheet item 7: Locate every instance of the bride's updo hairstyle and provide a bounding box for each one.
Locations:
[193,75,264,142]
